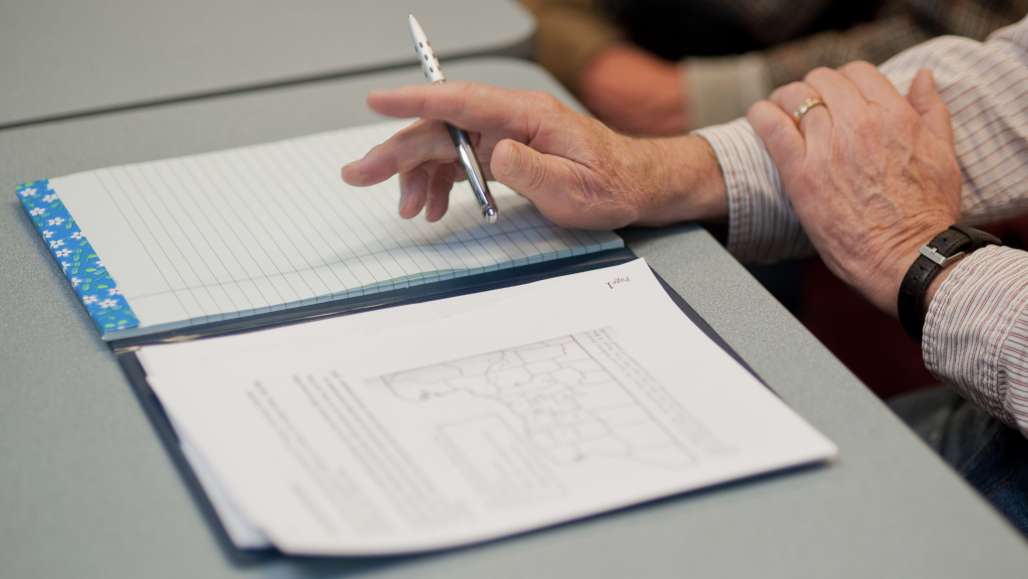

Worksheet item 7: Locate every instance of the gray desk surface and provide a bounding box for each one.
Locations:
[0,0,532,129]
[1,58,1025,579]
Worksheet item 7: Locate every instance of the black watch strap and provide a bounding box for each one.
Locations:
[897,225,1000,341]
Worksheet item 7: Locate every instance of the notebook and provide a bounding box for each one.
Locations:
[16,120,622,341]
[18,119,836,557]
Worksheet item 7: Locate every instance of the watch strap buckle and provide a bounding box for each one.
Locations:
[919,245,965,267]
[898,224,1000,341]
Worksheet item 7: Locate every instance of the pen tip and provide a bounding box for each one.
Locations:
[483,206,499,224]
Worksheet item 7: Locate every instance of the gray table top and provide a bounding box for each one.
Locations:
[1,58,1025,579]
[0,0,532,129]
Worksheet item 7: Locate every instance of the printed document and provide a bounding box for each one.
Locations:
[139,259,836,555]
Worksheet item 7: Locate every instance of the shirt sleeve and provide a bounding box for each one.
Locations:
[684,54,772,129]
[693,118,814,262]
[693,15,1028,263]
[684,14,934,129]
[923,247,1028,437]
[760,14,932,91]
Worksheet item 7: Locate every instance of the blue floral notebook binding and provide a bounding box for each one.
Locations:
[18,179,140,335]
[16,121,623,343]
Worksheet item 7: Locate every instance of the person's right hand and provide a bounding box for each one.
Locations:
[341,82,725,229]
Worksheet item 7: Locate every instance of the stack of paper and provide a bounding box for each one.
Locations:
[139,259,836,555]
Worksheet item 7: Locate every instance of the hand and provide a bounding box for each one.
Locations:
[578,44,689,136]
[748,63,960,315]
[341,82,725,229]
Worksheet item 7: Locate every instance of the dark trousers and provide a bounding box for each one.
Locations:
[891,386,1028,536]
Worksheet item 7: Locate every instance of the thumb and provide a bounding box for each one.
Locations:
[490,139,579,206]
[907,69,953,146]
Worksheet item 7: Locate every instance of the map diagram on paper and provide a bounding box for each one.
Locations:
[377,329,706,468]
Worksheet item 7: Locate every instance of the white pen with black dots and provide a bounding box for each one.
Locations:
[408,14,499,224]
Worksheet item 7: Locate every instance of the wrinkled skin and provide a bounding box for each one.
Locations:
[747,63,961,315]
[342,82,724,230]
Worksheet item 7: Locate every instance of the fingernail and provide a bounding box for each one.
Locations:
[426,207,443,223]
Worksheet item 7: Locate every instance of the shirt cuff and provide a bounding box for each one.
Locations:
[684,53,773,129]
[923,246,1028,435]
[693,118,812,263]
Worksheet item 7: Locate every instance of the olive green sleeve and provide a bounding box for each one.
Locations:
[520,0,625,91]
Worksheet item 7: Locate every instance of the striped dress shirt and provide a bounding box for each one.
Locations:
[695,16,1028,436]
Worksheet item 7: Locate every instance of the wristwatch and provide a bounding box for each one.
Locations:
[897,225,1000,340]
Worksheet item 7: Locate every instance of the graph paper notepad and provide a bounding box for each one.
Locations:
[17,120,622,340]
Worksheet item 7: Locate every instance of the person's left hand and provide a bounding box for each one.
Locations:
[747,63,961,315]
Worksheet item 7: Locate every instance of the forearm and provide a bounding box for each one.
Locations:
[632,135,727,226]
[696,16,1028,264]
[923,246,1028,437]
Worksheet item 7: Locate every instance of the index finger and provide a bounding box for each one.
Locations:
[367,82,540,139]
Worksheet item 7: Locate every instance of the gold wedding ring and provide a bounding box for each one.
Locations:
[793,97,826,123]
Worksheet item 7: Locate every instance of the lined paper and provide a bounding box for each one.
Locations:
[52,120,622,338]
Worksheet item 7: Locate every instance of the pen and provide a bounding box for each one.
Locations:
[408,14,499,224]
